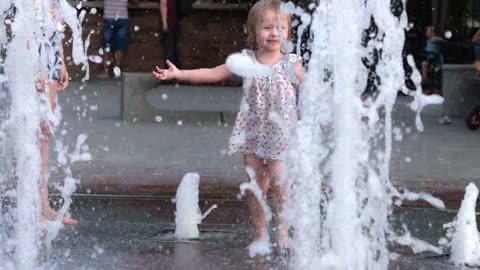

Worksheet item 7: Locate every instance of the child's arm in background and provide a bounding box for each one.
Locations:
[295,61,304,83]
[153,60,233,84]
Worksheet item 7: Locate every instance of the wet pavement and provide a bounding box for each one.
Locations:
[32,78,478,269]
[2,78,480,269]
[52,79,480,209]
[39,195,477,269]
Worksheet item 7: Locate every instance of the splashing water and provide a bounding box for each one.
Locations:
[284,1,443,269]
[174,173,217,239]
[444,183,480,266]
[0,0,87,268]
[405,55,444,132]
[239,167,273,257]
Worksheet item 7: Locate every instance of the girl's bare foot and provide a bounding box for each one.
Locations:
[247,236,272,257]
[41,207,78,225]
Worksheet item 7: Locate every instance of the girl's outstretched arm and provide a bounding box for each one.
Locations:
[153,60,233,84]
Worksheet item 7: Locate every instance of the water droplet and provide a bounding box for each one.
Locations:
[113,66,121,78]
[88,55,103,64]
[63,248,71,258]
[444,30,452,39]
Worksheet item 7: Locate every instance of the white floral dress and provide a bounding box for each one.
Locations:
[228,49,301,160]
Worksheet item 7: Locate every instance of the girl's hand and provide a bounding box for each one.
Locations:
[153,60,180,80]
[57,65,69,90]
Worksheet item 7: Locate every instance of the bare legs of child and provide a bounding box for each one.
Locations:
[245,154,269,243]
[268,160,288,250]
[245,154,288,253]
[39,82,78,226]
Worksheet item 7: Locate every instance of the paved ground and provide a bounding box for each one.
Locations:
[2,78,479,269]
[38,197,466,269]
[52,78,480,207]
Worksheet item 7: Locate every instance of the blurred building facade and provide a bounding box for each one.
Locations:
[61,0,480,79]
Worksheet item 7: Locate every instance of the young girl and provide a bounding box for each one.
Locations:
[154,0,303,253]
[38,0,77,225]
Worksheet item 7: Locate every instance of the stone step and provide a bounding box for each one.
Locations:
[121,72,242,123]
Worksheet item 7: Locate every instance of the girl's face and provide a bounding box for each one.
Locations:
[255,9,289,52]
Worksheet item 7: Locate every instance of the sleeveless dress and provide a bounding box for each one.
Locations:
[228,49,301,160]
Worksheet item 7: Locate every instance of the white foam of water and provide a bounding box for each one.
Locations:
[88,55,103,64]
[239,166,272,257]
[444,31,452,39]
[395,225,443,254]
[401,190,446,209]
[282,2,311,58]
[247,238,271,258]
[113,66,121,78]
[174,173,217,239]
[448,183,480,266]
[58,0,87,66]
[2,1,44,268]
[175,173,202,239]
[1,1,88,267]
[405,55,444,132]
[284,1,444,269]
[226,53,274,77]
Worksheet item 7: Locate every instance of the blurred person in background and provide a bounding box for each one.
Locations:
[102,0,138,78]
[160,0,181,70]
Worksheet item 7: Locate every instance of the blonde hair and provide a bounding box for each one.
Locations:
[245,0,291,49]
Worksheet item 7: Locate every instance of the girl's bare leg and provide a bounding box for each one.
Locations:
[244,154,269,241]
[268,159,288,249]
[40,82,77,225]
